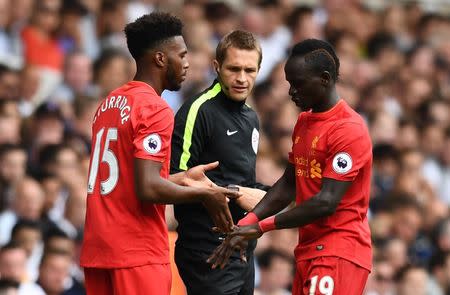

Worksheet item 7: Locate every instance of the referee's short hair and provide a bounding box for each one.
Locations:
[290,39,340,82]
[216,30,262,68]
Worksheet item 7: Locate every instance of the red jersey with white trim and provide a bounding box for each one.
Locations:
[80,81,173,268]
[288,100,372,271]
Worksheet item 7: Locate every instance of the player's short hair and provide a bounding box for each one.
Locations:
[216,30,262,68]
[124,12,183,60]
[290,39,340,82]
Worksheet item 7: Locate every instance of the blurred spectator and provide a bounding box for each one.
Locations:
[254,248,294,295]
[394,264,430,295]
[0,65,20,101]
[51,50,96,105]
[433,218,450,253]
[0,278,20,295]
[254,1,290,83]
[365,258,395,295]
[77,0,100,59]
[37,144,83,228]
[126,0,154,23]
[388,195,423,246]
[97,0,127,53]
[287,6,322,47]
[0,243,45,295]
[0,178,45,246]
[58,0,88,53]
[0,144,27,211]
[369,111,399,145]
[21,0,63,72]
[371,144,398,211]
[396,118,420,151]
[37,250,84,295]
[26,102,66,168]
[43,228,84,290]
[93,48,132,98]
[10,220,43,281]
[70,95,99,144]
[396,148,436,206]
[204,1,237,44]
[17,65,40,117]
[381,238,409,273]
[429,251,450,295]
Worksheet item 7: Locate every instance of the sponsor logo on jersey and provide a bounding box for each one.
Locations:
[227,129,238,136]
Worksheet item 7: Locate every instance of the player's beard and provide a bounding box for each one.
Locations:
[166,60,182,91]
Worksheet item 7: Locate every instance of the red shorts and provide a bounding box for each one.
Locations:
[292,256,369,295]
[84,264,171,295]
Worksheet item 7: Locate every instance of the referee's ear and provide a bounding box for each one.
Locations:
[212,59,220,74]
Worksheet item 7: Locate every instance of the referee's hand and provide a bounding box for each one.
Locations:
[201,186,241,233]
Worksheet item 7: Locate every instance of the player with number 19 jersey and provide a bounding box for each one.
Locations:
[289,100,372,295]
[80,81,173,268]
[289,100,372,271]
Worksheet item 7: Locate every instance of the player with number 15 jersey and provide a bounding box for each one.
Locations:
[80,80,173,268]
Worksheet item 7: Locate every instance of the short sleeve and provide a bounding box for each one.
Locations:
[133,102,174,162]
[323,122,372,181]
[288,114,302,164]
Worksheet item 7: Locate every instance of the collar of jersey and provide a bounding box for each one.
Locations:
[215,80,247,111]
[305,99,345,120]
[127,80,158,96]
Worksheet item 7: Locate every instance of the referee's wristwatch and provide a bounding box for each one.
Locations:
[226,184,240,192]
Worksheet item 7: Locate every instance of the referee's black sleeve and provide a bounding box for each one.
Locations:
[171,100,208,174]
[253,183,271,191]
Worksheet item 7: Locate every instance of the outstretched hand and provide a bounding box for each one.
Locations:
[183,161,219,188]
[183,161,241,233]
[207,224,262,269]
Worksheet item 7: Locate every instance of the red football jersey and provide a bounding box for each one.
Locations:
[288,100,372,271]
[80,81,174,268]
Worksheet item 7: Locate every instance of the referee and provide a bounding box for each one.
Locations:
[170,30,269,295]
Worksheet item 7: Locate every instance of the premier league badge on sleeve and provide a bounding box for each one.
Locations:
[332,152,352,174]
[143,134,162,154]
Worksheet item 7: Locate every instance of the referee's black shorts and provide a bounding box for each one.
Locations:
[175,245,255,295]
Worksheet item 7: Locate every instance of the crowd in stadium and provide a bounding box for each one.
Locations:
[0,0,449,294]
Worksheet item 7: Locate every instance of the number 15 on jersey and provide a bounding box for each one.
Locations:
[87,127,119,195]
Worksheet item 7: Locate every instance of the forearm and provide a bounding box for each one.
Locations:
[251,174,295,220]
[274,191,337,229]
[137,176,206,204]
[235,187,266,212]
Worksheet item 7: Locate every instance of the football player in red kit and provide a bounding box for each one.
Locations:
[209,39,372,295]
[80,12,239,295]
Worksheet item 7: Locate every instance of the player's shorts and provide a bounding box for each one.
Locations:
[292,256,369,295]
[84,263,171,295]
[175,245,254,295]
